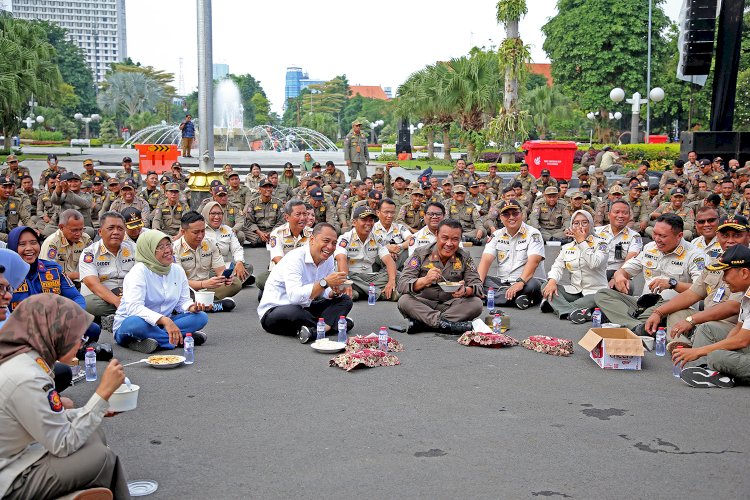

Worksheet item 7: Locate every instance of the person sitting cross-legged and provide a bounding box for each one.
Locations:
[114,230,210,353]
[397,219,483,334]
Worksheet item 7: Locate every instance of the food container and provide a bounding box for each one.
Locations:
[108,383,140,412]
[438,282,462,293]
[194,289,215,307]
[639,336,655,351]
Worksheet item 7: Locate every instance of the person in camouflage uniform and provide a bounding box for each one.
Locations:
[718,178,742,213]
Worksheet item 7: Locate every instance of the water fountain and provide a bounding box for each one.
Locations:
[122,79,338,152]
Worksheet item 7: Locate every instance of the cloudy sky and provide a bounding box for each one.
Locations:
[125,0,684,114]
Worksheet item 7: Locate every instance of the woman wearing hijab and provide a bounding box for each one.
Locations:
[300,153,315,173]
[541,210,609,322]
[279,162,300,189]
[113,230,209,354]
[201,201,254,287]
[0,249,30,330]
[0,294,131,500]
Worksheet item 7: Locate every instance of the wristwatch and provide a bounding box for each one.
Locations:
[319,279,328,288]
[515,277,526,284]
[668,278,678,289]
[685,316,696,327]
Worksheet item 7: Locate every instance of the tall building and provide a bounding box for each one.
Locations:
[213,63,229,80]
[285,66,324,102]
[9,0,127,82]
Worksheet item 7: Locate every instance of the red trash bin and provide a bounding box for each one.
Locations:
[521,140,578,181]
[647,135,668,143]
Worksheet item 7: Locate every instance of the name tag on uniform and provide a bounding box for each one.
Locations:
[713,287,725,303]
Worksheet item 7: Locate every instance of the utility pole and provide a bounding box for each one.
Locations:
[197,0,214,173]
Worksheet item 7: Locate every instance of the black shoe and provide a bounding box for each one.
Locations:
[209,297,236,312]
[345,317,354,332]
[192,331,207,346]
[128,338,159,354]
[257,289,263,302]
[77,342,113,361]
[540,299,554,313]
[243,275,256,287]
[298,326,312,344]
[515,294,531,310]
[406,319,426,334]
[680,366,735,388]
[569,308,592,325]
[438,319,473,335]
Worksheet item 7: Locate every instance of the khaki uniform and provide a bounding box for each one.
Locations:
[593,224,644,273]
[445,200,484,238]
[272,184,294,202]
[735,200,750,218]
[0,196,31,242]
[98,191,118,215]
[0,166,30,187]
[0,352,130,500]
[659,170,690,189]
[172,236,241,300]
[396,243,483,327]
[529,201,566,241]
[79,240,137,317]
[397,203,426,231]
[114,169,142,188]
[564,203,595,221]
[152,201,189,236]
[34,191,60,237]
[646,203,695,240]
[692,235,723,263]
[719,194,742,213]
[534,177,558,193]
[467,193,490,216]
[595,240,706,330]
[80,169,106,183]
[90,192,106,228]
[244,174,266,192]
[590,174,608,197]
[139,188,162,211]
[484,174,503,194]
[243,196,284,246]
[336,194,365,230]
[447,170,472,187]
[334,228,392,299]
[343,131,369,180]
[513,173,536,193]
[37,167,66,189]
[323,168,346,186]
[170,174,189,191]
[227,185,251,209]
[40,229,91,280]
[312,201,340,232]
[109,197,151,227]
[50,191,95,238]
[546,235,609,317]
[18,188,39,218]
[626,195,650,230]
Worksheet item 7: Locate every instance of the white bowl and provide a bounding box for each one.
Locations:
[109,383,139,412]
[194,290,215,306]
[438,282,462,293]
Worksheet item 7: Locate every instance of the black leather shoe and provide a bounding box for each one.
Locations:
[345,317,354,332]
[406,319,426,334]
[438,319,473,334]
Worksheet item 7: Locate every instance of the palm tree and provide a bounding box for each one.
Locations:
[523,85,571,139]
[440,50,502,161]
[97,72,165,118]
[0,13,62,146]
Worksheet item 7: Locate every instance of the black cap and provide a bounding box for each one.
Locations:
[121,179,136,189]
[541,169,551,176]
[0,176,13,186]
[700,159,712,166]
[498,200,522,214]
[670,187,686,196]
[352,205,377,220]
[469,180,479,188]
[92,176,105,184]
[707,244,750,271]
[160,175,171,185]
[122,156,132,163]
[213,185,228,195]
[121,207,143,229]
[310,188,324,200]
[60,172,80,181]
[325,160,335,167]
[717,215,749,232]
[368,189,383,201]
[209,179,223,188]
[259,179,274,187]
[47,153,57,161]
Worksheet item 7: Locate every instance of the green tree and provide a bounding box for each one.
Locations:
[97,72,165,120]
[99,118,119,143]
[33,20,97,115]
[0,13,62,147]
[300,112,338,141]
[251,92,271,125]
[542,0,671,112]
[523,85,571,139]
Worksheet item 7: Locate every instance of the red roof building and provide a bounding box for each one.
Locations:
[349,85,389,100]
[527,63,553,86]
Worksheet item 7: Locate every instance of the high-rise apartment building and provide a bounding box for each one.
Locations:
[285,66,324,103]
[8,0,127,82]
[213,63,229,80]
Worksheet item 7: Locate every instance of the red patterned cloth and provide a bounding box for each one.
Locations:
[520,336,574,356]
[329,349,400,371]
[457,331,519,348]
[346,335,404,353]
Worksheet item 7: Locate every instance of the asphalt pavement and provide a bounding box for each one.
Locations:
[64,243,750,500]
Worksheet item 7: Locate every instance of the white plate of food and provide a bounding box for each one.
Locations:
[145,355,185,369]
[438,281,463,293]
[311,339,346,353]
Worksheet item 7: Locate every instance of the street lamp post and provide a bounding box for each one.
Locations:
[610,87,664,144]
[74,113,101,139]
[586,111,621,146]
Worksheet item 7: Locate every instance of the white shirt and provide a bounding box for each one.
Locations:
[484,223,545,281]
[257,245,334,319]
[408,226,465,256]
[372,221,411,246]
[79,240,137,296]
[113,262,194,332]
[621,239,706,299]
[594,224,644,271]
[548,236,609,295]
[692,235,722,264]
[334,228,389,273]
[204,224,244,264]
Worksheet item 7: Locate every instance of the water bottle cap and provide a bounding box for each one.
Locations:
[370,283,374,286]
[594,308,600,311]
[489,288,493,291]
[494,314,500,317]
[86,347,94,351]
[339,316,345,319]
[186,333,192,337]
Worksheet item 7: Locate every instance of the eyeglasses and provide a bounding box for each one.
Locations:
[155,242,172,251]
[500,210,522,218]
[208,211,223,217]
[0,285,13,295]
[696,218,718,224]
[425,212,444,218]
[571,221,590,227]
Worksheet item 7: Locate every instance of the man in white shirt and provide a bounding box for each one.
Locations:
[372,198,412,269]
[593,199,643,282]
[258,223,352,343]
[477,200,545,309]
[691,206,723,263]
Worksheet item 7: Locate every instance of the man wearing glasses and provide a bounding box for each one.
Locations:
[477,200,545,310]
[691,207,722,263]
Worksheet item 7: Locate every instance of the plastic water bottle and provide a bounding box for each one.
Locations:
[655,327,667,356]
[183,333,194,365]
[487,288,495,313]
[492,314,502,335]
[673,362,681,378]
[84,347,97,382]
[316,318,326,341]
[368,283,377,305]
[592,308,602,328]
[337,316,348,344]
[378,326,388,352]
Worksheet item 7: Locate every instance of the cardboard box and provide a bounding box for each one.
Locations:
[578,328,645,370]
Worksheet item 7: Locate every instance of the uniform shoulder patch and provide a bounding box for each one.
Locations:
[269,236,277,248]
[339,238,348,248]
[695,257,705,271]
[407,256,420,268]
[47,246,58,259]
[597,241,608,252]
[531,233,541,243]
[83,253,94,263]
[48,390,63,412]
